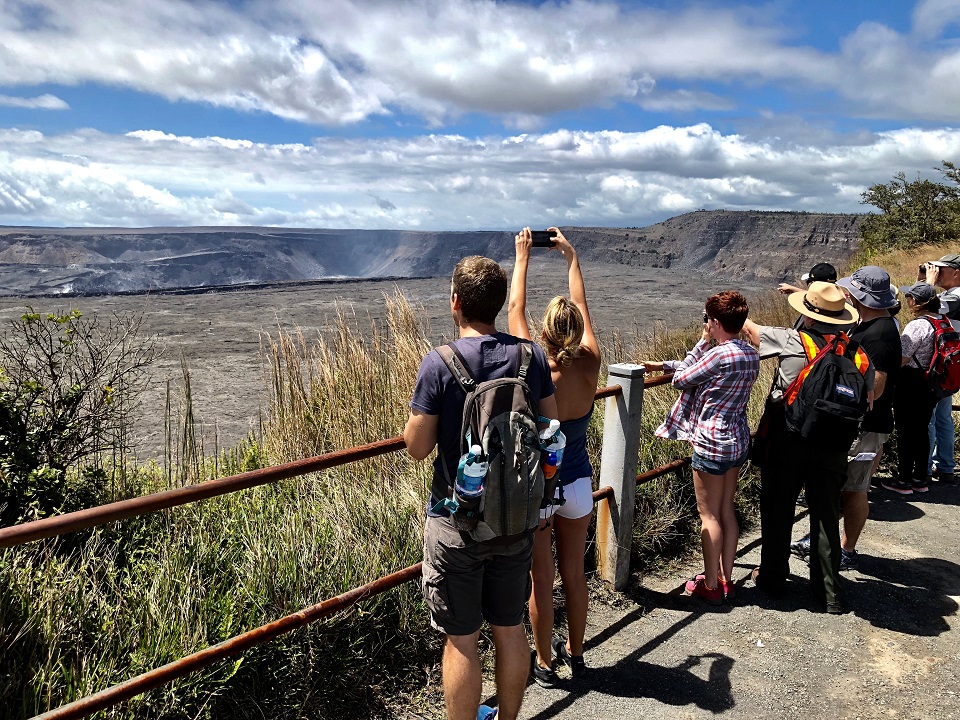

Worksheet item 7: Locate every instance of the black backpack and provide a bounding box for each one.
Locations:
[783,330,870,453]
[435,341,546,542]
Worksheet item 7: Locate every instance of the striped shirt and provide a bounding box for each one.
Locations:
[655,338,761,462]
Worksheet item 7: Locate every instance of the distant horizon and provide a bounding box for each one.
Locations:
[0,208,869,234]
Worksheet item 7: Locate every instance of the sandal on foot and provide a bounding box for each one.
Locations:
[551,636,586,678]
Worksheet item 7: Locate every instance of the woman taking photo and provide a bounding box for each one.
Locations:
[884,282,942,495]
[642,292,759,605]
[510,227,601,687]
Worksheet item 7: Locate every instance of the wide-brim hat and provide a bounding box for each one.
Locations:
[787,281,859,325]
[837,265,898,309]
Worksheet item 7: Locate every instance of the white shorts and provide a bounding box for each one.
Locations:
[540,476,594,521]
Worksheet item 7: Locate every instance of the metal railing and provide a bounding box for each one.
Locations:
[10,366,684,719]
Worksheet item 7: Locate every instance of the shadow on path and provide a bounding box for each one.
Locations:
[847,555,960,636]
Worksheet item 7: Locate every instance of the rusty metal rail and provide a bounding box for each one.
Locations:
[0,436,406,549]
[0,384,630,549]
[33,563,425,720]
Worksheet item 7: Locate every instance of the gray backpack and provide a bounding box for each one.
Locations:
[436,341,545,542]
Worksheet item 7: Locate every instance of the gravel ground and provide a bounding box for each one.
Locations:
[510,481,960,720]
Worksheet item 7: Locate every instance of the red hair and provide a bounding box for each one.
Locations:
[706,291,749,334]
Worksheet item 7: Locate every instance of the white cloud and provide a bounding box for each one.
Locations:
[2,123,960,229]
[0,0,957,126]
[0,93,68,109]
[912,0,960,39]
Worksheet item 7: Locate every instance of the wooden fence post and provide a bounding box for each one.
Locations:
[596,362,646,590]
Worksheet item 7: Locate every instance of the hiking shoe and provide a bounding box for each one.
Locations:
[530,652,558,688]
[790,534,811,560]
[685,576,723,605]
[796,491,808,508]
[881,478,914,495]
[477,705,498,720]
[911,476,929,493]
[551,636,586,678]
[839,548,859,571]
[825,599,848,615]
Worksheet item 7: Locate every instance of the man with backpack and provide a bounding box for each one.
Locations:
[743,282,874,614]
[920,255,960,486]
[404,255,557,720]
[791,267,901,570]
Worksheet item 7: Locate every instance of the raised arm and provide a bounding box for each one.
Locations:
[551,228,600,358]
[741,318,762,347]
[509,227,533,341]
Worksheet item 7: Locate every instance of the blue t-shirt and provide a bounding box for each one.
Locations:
[410,333,555,512]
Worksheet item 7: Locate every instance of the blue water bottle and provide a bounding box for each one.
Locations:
[458,444,487,494]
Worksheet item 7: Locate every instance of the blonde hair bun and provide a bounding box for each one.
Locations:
[542,296,584,365]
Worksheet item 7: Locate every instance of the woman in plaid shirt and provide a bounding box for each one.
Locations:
[643,291,760,604]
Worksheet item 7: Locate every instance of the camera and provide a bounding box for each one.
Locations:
[530,230,557,247]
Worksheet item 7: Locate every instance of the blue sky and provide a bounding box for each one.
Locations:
[1,0,959,230]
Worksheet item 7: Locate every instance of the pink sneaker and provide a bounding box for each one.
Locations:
[685,574,734,601]
[685,576,723,605]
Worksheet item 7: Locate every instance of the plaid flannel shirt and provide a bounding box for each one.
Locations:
[655,338,760,462]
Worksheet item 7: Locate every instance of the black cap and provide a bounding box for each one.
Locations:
[801,262,838,285]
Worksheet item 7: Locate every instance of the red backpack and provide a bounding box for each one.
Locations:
[917,316,960,400]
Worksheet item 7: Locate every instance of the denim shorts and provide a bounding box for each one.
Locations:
[691,448,749,476]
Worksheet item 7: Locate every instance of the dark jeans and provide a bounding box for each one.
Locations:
[894,367,938,482]
[758,405,846,606]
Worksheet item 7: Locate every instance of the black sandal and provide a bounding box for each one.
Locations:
[551,636,586,678]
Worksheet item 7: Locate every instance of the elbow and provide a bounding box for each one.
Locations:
[404,436,432,461]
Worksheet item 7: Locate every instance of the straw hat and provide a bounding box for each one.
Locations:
[787,281,859,325]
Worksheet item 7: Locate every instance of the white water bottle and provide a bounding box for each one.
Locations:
[459,444,487,495]
[540,420,566,480]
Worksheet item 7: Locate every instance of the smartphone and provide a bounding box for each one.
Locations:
[531,230,557,247]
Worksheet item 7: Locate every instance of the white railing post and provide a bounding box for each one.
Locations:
[596,363,646,590]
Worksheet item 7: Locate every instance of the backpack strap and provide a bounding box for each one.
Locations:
[914,315,947,371]
[517,340,533,383]
[435,343,477,394]
[784,330,840,406]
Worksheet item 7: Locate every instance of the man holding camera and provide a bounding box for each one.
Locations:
[919,255,960,485]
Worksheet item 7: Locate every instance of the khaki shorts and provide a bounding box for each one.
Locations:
[844,431,889,492]
[421,515,533,636]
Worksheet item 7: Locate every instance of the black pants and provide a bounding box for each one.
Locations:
[758,404,847,606]
[894,367,938,482]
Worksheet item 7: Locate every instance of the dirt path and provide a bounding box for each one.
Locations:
[513,482,959,719]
